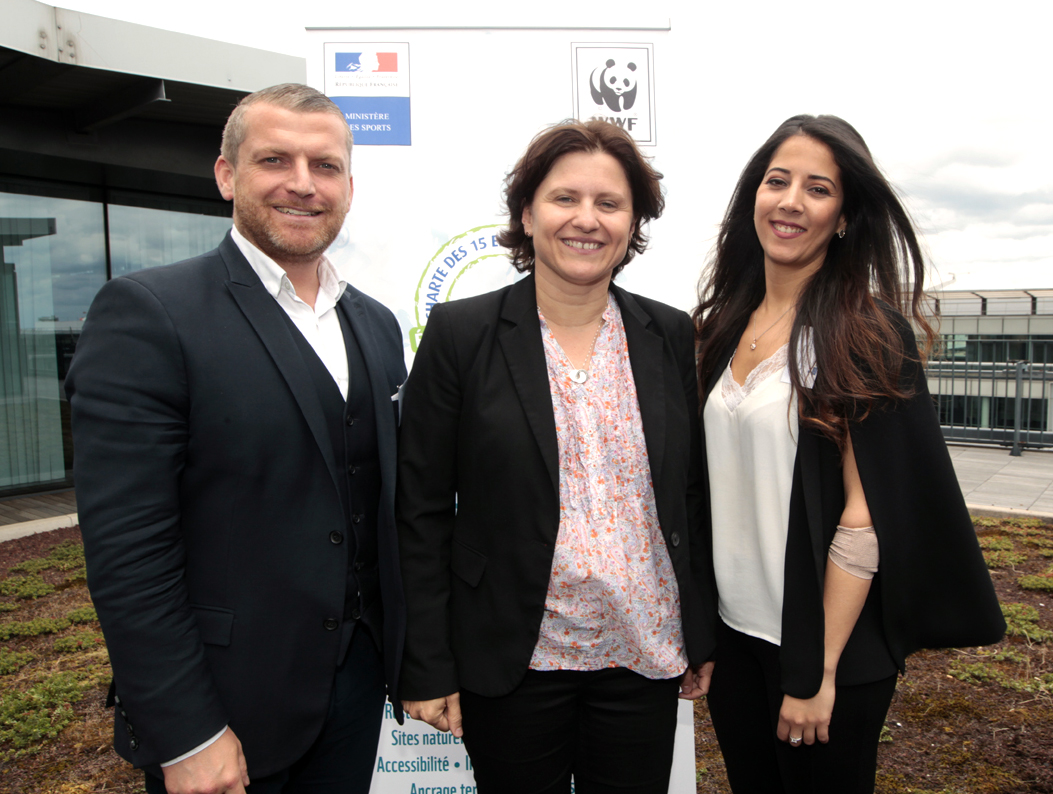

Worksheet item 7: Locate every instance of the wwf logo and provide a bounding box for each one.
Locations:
[589,58,638,112]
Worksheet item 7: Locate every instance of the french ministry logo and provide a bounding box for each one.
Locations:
[323,42,411,146]
[335,52,399,73]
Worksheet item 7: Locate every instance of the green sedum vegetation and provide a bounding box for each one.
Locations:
[0,573,55,600]
[0,671,91,761]
[0,648,35,676]
[1000,602,1052,643]
[0,617,71,642]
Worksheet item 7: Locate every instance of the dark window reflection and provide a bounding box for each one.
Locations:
[0,182,231,496]
[0,189,106,491]
[108,194,231,276]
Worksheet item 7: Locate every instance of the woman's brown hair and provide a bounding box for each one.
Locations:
[497,119,664,278]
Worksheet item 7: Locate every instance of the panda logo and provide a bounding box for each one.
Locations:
[590,59,638,112]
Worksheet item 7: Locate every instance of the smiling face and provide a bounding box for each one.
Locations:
[754,134,845,279]
[522,150,635,293]
[214,102,353,270]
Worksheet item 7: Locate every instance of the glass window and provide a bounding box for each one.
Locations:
[108,193,231,277]
[0,186,107,491]
[0,182,231,495]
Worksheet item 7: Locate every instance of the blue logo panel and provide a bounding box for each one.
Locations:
[334,52,363,71]
[330,96,411,146]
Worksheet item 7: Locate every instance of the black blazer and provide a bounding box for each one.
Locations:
[699,310,1004,698]
[396,274,718,701]
[66,233,407,776]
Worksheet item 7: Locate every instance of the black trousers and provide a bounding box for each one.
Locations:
[460,667,681,794]
[145,625,385,794]
[707,621,897,794]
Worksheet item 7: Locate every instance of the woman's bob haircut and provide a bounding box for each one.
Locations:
[497,119,664,278]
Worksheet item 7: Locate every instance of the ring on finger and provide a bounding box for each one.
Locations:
[789,736,802,746]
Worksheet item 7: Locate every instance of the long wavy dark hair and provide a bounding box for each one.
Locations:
[693,114,936,449]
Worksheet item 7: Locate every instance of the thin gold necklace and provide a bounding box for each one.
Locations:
[750,305,793,351]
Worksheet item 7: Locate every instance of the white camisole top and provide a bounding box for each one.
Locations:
[704,344,800,646]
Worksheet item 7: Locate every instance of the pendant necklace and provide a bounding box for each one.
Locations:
[750,305,794,351]
[569,318,606,384]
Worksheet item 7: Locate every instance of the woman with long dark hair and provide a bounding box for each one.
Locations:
[694,114,1004,793]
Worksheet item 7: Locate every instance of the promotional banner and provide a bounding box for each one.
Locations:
[370,699,697,794]
[304,21,695,363]
[306,20,698,793]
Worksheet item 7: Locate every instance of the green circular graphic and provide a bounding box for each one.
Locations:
[410,224,509,352]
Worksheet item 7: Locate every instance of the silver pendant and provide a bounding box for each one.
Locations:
[570,369,588,384]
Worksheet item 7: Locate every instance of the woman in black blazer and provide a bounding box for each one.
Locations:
[693,114,1005,793]
[397,120,717,793]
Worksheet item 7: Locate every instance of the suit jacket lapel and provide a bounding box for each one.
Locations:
[614,287,666,486]
[219,234,341,494]
[338,289,398,491]
[498,275,560,494]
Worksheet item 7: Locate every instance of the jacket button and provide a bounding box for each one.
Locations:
[351,608,362,620]
[125,723,135,735]
[354,561,364,571]
[346,416,355,426]
[130,738,139,750]
[352,514,362,524]
[330,531,343,545]
[323,618,339,631]
[670,532,680,547]
[348,465,358,476]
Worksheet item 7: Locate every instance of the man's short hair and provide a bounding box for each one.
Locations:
[221,83,353,166]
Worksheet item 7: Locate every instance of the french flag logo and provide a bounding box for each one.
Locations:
[335,52,398,73]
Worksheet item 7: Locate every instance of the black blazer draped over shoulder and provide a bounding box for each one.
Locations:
[396,274,718,701]
[698,309,1004,699]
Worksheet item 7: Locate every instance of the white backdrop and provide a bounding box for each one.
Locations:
[305,21,705,363]
[305,22,699,793]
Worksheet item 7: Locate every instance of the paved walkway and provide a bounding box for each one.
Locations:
[949,445,1053,517]
[0,490,79,543]
[0,490,77,526]
[1,444,1053,543]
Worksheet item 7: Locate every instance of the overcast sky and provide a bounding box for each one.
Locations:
[57,0,1050,293]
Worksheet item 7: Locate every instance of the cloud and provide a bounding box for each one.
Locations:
[893,146,1053,248]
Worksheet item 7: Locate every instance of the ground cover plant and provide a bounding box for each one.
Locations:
[2,520,1052,792]
[0,527,141,794]
[695,516,1053,793]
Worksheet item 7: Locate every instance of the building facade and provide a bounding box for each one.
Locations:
[928,290,1053,448]
[1,0,304,496]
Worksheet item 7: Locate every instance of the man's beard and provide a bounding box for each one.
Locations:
[234,202,346,264]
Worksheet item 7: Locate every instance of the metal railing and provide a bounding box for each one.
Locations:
[926,337,1053,453]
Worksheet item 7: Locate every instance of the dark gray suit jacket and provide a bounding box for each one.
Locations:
[66,233,407,776]
[396,273,717,701]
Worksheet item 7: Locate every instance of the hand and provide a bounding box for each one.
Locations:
[402,693,463,737]
[777,674,836,746]
[678,661,715,700]
[161,728,250,794]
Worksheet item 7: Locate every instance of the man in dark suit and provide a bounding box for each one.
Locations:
[66,83,406,794]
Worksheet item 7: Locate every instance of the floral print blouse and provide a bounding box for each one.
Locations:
[529,296,687,679]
